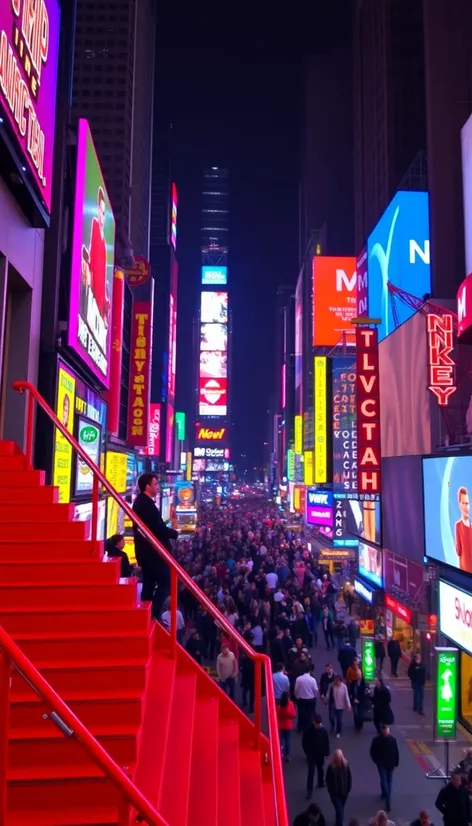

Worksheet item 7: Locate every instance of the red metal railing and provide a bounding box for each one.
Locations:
[11,380,289,826]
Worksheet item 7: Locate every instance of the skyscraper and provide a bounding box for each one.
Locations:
[201,167,229,265]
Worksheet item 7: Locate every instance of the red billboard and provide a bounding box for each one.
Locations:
[105,267,124,435]
[356,327,381,494]
[127,301,152,447]
[426,314,456,406]
[125,257,151,289]
[457,276,472,341]
[313,256,357,346]
[356,248,368,317]
[199,378,227,416]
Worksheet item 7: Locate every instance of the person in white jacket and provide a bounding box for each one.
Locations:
[326,674,351,738]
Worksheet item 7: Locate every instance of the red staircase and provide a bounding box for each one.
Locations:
[0,383,288,826]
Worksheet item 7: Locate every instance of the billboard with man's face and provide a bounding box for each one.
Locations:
[68,119,115,388]
[423,455,472,574]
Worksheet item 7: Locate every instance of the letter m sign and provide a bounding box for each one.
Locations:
[336,269,356,293]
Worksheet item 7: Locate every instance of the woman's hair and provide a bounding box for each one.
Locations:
[375,811,388,826]
[330,749,347,767]
[280,691,289,708]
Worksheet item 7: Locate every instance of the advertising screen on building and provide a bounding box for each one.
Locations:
[357,328,381,494]
[74,418,101,496]
[332,357,356,493]
[358,541,383,587]
[306,489,334,527]
[295,272,303,393]
[333,494,359,548]
[312,256,357,347]
[367,191,431,342]
[462,113,472,279]
[200,323,227,352]
[199,351,227,379]
[170,183,177,249]
[423,455,472,573]
[314,357,327,483]
[201,292,228,324]
[0,0,60,214]
[439,579,472,656]
[199,377,227,416]
[457,276,472,340]
[346,497,381,545]
[127,302,152,447]
[68,120,116,387]
[202,266,227,285]
[357,248,368,317]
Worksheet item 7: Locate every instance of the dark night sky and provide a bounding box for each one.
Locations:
[156,3,351,475]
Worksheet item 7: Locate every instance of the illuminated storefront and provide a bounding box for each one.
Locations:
[439,579,472,733]
[384,594,418,658]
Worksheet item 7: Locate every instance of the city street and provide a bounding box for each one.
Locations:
[283,640,469,826]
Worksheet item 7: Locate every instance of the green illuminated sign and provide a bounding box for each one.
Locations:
[287,449,295,482]
[362,638,375,682]
[175,412,186,441]
[434,648,458,741]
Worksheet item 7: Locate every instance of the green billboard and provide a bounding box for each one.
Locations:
[175,412,186,441]
[434,648,458,741]
[362,637,375,682]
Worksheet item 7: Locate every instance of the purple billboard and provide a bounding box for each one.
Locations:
[306,489,334,527]
[0,0,61,214]
[68,120,115,388]
[383,550,426,610]
[382,455,425,564]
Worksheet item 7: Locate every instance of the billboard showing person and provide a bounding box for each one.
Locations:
[423,455,472,574]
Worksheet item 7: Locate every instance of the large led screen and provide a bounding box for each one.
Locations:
[199,378,227,416]
[202,266,227,285]
[358,542,383,587]
[423,455,472,573]
[0,0,60,214]
[199,351,227,379]
[462,114,472,279]
[68,120,115,388]
[346,498,381,545]
[295,272,303,391]
[367,191,431,342]
[200,323,227,352]
[201,292,228,324]
[382,455,425,564]
[312,256,357,347]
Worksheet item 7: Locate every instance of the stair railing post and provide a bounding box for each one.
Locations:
[170,568,178,658]
[118,796,130,826]
[0,649,10,826]
[254,656,262,751]
[25,390,34,470]
[91,472,99,545]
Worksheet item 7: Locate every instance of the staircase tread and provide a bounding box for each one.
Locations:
[0,559,114,566]
[0,581,132,590]
[159,669,197,824]
[8,762,135,782]
[188,695,219,826]
[7,806,118,826]
[12,629,151,642]
[11,689,144,704]
[17,657,149,671]
[0,603,145,615]
[218,720,241,826]
[9,723,139,741]
[240,747,265,826]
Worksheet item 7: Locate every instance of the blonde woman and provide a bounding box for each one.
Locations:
[326,749,352,826]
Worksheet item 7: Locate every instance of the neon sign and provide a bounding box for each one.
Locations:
[356,328,381,494]
[196,426,226,441]
[170,183,177,249]
[426,314,456,406]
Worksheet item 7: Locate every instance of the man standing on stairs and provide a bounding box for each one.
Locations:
[132,473,179,619]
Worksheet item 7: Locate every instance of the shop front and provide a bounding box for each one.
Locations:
[383,549,430,659]
[353,577,383,634]
[384,594,417,658]
[438,578,472,734]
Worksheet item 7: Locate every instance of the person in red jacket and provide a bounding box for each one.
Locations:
[277,690,296,762]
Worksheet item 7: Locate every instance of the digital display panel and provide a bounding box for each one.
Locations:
[202,266,227,285]
[423,455,472,574]
[312,256,357,347]
[346,497,381,545]
[68,120,115,387]
[199,378,227,416]
[201,292,228,324]
[462,113,472,279]
[200,323,228,352]
[199,351,227,379]
[306,489,334,527]
[332,357,356,492]
[333,493,359,548]
[367,191,431,342]
[358,541,383,587]
[74,417,101,497]
[295,272,303,391]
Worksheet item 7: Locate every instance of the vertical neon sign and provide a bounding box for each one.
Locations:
[171,183,177,250]
[426,314,456,406]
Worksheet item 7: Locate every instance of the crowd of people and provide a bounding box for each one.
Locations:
[119,477,466,826]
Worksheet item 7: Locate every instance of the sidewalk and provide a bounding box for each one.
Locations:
[283,641,443,826]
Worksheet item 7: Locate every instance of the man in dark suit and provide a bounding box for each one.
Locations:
[132,473,179,619]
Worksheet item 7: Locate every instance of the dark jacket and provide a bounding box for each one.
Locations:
[387,639,401,659]
[408,660,426,687]
[326,764,352,798]
[270,636,286,666]
[302,724,330,761]
[349,678,367,710]
[186,636,203,665]
[338,644,357,675]
[435,782,472,826]
[293,812,326,826]
[370,733,400,771]
[373,685,394,725]
[132,492,178,573]
[319,671,335,703]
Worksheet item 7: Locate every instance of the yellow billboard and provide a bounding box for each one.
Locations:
[294,415,303,455]
[304,450,314,486]
[314,357,327,483]
[53,365,76,503]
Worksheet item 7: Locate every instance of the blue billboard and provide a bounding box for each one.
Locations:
[202,266,227,286]
[367,191,431,341]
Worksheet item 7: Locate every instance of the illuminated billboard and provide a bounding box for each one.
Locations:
[426,314,456,406]
[356,248,368,317]
[201,292,228,324]
[367,191,431,342]
[200,323,227,352]
[294,415,303,455]
[195,425,227,441]
[127,302,152,447]
[332,357,357,493]
[356,328,381,494]
[199,351,227,379]
[171,183,177,249]
[199,378,227,416]
[314,357,327,483]
[202,266,227,285]
[0,0,60,214]
[295,273,303,392]
[312,256,357,347]
[68,119,116,388]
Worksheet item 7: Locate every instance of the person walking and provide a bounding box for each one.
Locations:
[387,638,401,678]
[273,661,290,703]
[277,690,296,762]
[320,663,336,734]
[435,769,472,826]
[338,639,358,679]
[372,677,394,733]
[293,802,327,826]
[326,673,352,738]
[370,724,399,813]
[408,653,426,715]
[302,713,330,797]
[348,667,367,732]
[294,663,318,732]
[326,749,352,826]
[369,812,396,826]
[322,605,335,650]
[410,811,435,826]
[216,643,238,700]
[375,637,386,674]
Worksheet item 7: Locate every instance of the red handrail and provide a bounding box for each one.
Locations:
[12,380,289,826]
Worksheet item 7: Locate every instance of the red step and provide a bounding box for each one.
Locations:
[0,540,103,562]
[0,469,45,486]
[0,441,20,456]
[7,776,122,825]
[159,669,197,824]
[218,720,241,826]
[11,662,148,699]
[0,582,137,610]
[188,695,219,826]
[0,605,150,636]
[9,695,143,732]
[0,485,59,504]
[0,521,87,542]
[240,747,266,826]
[0,558,120,585]
[15,631,152,665]
[0,503,74,522]
[0,455,27,471]
[8,728,138,771]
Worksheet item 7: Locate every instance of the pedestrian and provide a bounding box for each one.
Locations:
[372,677,394,733]
[293,802,327,826]
[338,638,358,678]
[369,723,399,813]
[277,690,296,762]
[387,638,401,678]
[369,812,395,826]
[105,533,132,577]
[410,811,435,826]
[302,713,330,797]
[320,662,336,734]
[240,639,255,713]
[375,637,386,674]
[216,642,238,700]
[348,667,367,731]
[326,673,352,738]
[295,662,318,732]
[326,749,352,826]
[435,769,472,826]
[185,629,203,665]
[345,656,360,685]
[273,661,290,703]
[408,653,426,715]
[322,605,335,649]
